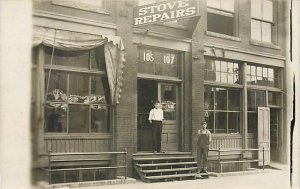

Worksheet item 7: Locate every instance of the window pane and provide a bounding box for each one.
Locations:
[215,112,227,133]
[256,90,266,107]
[207,0,221,9]
[216,72,221,82]
[268,68,274,78]
[263,67,268,78]
[215,60,221,71]
[221,0,234,12]
[91,106,110,133]
[227,62,233,73]
[247,90,256,111]
[207,12,234,36]
[248,112,257,133]
[204,87,214,110]
[91,76,108,104]
[45,71,68,101]
[263,0,273,22]
[206,111,214,133]
[45,104,67,132]
[262,22,272,43]
[69,105,89,133]
[44,47,89,69]
[161,84,176,120]
[221,61,227,72]
[69,74,89,103]
[228,89,240,111]
[228,73,234,84]
[221,73,228,83]
[251,65,256,76]
[251,20,261,41]
[228,112,240,133]
[257,67,262,77]
[205,59,215,71]
[91,47,106,71]
[268,92,281,106]
[215,88,227,110]
[251,0,262,19]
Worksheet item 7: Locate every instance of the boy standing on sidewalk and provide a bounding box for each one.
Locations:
[197,121,211,173]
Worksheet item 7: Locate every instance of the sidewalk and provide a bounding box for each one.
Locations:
[73,168,290,189]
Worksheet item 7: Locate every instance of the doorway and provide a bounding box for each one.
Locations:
[137,79,179,152]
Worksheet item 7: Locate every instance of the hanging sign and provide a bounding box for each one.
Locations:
[133,0,199,26]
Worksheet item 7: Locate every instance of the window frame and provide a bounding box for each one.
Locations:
[250,0,277,44]
[206,0,238,37]
[51,0,108,14]
[43,46,112,135]
[204,86,242,134]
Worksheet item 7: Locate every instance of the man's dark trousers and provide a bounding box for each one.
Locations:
[152,120,162,152]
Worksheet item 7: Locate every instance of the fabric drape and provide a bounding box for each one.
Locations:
[33,26,125,105]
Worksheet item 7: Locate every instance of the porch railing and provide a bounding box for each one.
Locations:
[208,147,265,173]
[45,149,128,184]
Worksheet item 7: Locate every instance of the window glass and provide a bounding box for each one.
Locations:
[228,89,240,111]
[206,111,214,132]
[262,22,272,43]
[69,105,89,133]
[228,112,240,133]
[45,71,68,101]
[207,12,234,36]
[45,104,67,132]
[268,92,281,106]
[90,47,106,71]
[248,112,257,133]
[263,0,273,22]
[251,20,261,41]
[204,87,214,110]
[256,90,266,107]
[247,90,256,111]
[215,112,227,133]
[215,88,227,110]
[91,106,110,133]
[251,0,262,19]
[69,74,89,99]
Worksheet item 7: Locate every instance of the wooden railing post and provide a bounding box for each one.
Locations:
[124,148,127,179]
[48,150,52,184]
[218,147,221,173]
[262,147,265,170]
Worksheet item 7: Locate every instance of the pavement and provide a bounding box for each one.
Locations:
[71,168,291,189]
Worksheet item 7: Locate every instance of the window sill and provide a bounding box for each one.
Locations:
[45,133,112,139]
[250,40,280,50]
[52,0,109,15]
[206,31,242,42]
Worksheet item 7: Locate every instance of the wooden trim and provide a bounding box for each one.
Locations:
[33,10,116,29]
[204,81,243,88]
[211,134,242,139]
[45,134,112,139]
[204,42,286,61]
[137,73,182,82]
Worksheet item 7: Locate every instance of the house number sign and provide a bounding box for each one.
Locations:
[140,49,177,65]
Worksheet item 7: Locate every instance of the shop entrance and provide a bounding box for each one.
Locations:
[270,108,280,161]
[137,79,179,152]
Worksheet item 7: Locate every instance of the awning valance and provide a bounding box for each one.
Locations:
[33,27,124,105]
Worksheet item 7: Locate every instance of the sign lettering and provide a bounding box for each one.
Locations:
[133,0,199,26]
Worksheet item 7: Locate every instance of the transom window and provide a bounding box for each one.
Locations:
[246,64,280,88]
[204,59,240,84]
[207,0,235,36]
[204,87,241,134]
[251,0,274,43]
[44,46,110,133]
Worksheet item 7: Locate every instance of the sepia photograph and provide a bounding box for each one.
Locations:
[0,0,298,188]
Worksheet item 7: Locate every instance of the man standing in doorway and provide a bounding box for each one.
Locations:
[197,121,211,173]
[149,101,164,153]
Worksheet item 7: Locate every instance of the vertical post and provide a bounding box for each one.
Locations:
[125,148,127,179]
[218,147,221,173]
[48,150,52,184]
[262,147,265,170]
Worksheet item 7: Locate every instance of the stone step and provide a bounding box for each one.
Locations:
[141,167,197,173]
[146,173,196,180]
[133,156,195,161]
[136,161,197,167]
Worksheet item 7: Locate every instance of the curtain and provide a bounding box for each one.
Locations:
[33,26,125,105]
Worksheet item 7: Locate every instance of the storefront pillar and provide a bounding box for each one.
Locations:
[242,63,248,149]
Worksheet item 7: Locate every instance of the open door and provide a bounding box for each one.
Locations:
[257,107,270,166]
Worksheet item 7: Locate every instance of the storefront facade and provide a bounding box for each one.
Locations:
[31,0,291,184]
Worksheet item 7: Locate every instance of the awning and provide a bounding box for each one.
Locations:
[33,26,125,105]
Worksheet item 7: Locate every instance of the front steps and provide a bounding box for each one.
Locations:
[133,152,197,183]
